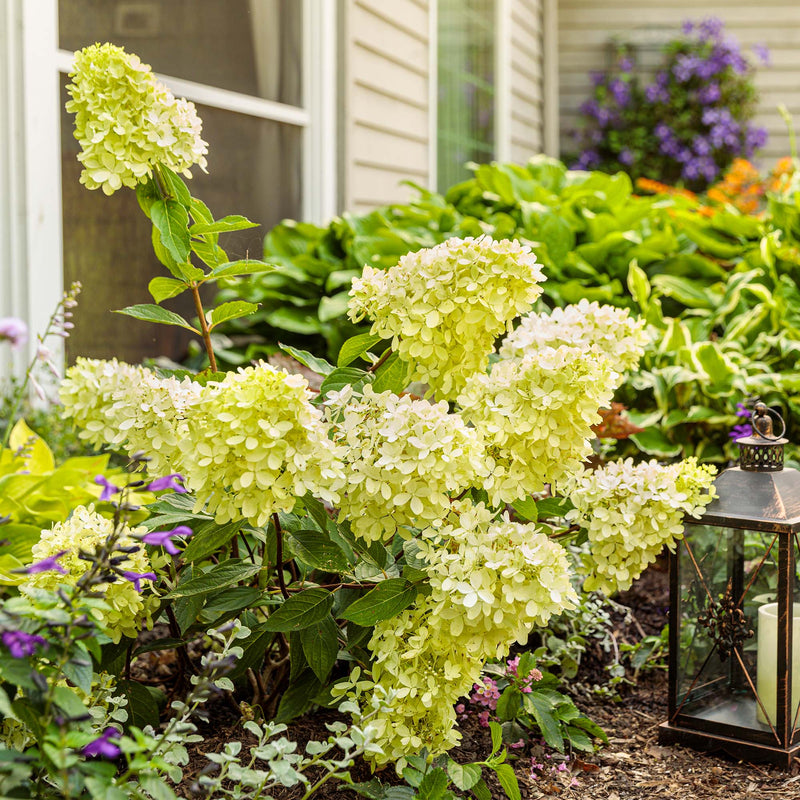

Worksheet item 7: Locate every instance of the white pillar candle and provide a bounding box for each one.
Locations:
[756,602,800,726]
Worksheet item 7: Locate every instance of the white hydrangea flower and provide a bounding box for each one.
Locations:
[65,43,208,194]
[325,385,488,543]
[458,346,617,505]
[60,358,200,475]
[179,363,345,527]
[22,506,155,643]
[348,236,545,400]
[566,457,717,594]
[500,299,649,373]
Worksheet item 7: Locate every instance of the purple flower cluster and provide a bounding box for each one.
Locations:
[573,17,769,186]
[2,630,46,658]
[730,402,753,440]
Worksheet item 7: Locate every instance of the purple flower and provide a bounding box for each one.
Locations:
[618,56,634,73]
[142,525,193,556]
[682,19,694,35]
[0,318,28,349]
[745,126,769,156]
[609,78,630,107]
[736,402,751,419]
[673,54,701,83]
[146,473,187,494]
[25,550,69,575]
[730,423,753,441]
[2,630,46,658]
[590,70,605,88]
[82,728,122,759]
[574,149,600,169]
[753,43,771,66]
[122,571,157,592]
[95,475,121,502]
[693,136,712,156]
[698,83,721,104]
[645,83,669,103]
[697,17,724,43]
[618,148,634,166]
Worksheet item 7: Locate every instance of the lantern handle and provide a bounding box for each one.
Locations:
[750,402,786,441]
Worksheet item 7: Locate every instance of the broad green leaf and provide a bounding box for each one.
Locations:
[190,215,258,235]
[265,306,324,334]
[115,304,199,333]
[417,769,448,800]
[208,300,259,330]
[159,165,192,205]
[165,560,260,599]
[199,586,263,625]
[337,333,384,367]
[566,726,594,752]
[288,529,350,571]
[136,179,160,218]
[511,496,537,522]
[0,554,25,585]
[446,761,482,792]
[279,344,335,376]
[318,292,351,322]
[523,693,564,751]
[629,428,682,458]
[133,638,185,657]
[207,259,277,280]
[472,779,492,800]
[495,686,521,721]
[148,276,187,304]
[191,238,228,268]
[62,654,93,694]
[319,367,372,397]
[275,669,322,722]
[627,260,651,310]
[264,588,335,632]
[0,523,42,561]
[341,579,417,626]
[181,519,242,562]
[151,199,191,262]
[188,196,214,225]
[371,352,409,394]
[694,342,734,395]
[493,764,521,800]
[652,274,714,310]
[119,680,161,729]
[300,614,339,681]
[488,720,503,754]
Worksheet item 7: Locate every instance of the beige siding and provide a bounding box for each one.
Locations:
[341,0,432,213]
[509,0,545,162]
[558,0,800,164]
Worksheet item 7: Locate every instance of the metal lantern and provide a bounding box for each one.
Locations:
[659,402,800,768]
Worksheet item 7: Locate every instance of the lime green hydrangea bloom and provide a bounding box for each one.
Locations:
[325,384,487,543]
[500,298,650,373]
[60,358,200,475]
[566,457,717,594]
[362,596,482,767]
[22,505,155,642]
[420,501,577,656]
[458,346,617,505]
[179,364,345,527]
[66,43,208,194]
[348,236,545,400]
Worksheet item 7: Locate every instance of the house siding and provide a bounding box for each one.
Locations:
[509,0,545,162]
[341,0,432,213]
[558,0,800,165]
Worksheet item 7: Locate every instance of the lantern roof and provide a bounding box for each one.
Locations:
[696,466,800,533]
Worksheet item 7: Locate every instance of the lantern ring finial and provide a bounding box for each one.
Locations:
[750,402,786,441]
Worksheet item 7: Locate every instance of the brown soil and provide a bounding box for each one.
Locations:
[167,561,800,799]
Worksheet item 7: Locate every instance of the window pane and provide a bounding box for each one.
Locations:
[437,0,496,190]
[58,0,303,107]
[61,84,303,364]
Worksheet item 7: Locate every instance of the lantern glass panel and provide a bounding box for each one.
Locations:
[676,524,780,734]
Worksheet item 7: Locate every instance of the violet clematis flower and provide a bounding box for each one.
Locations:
[146,473,187,494]
[25,550,69,575]
[142,525,193,555]
[0,317,28,349]
[2,630,46,658]
[82,728,122,759]
[95,475,121,502]
[122,570,157,592]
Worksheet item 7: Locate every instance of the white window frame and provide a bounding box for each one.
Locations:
[3,0,336,376]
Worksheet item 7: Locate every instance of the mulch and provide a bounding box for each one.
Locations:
[166,561,800,798]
